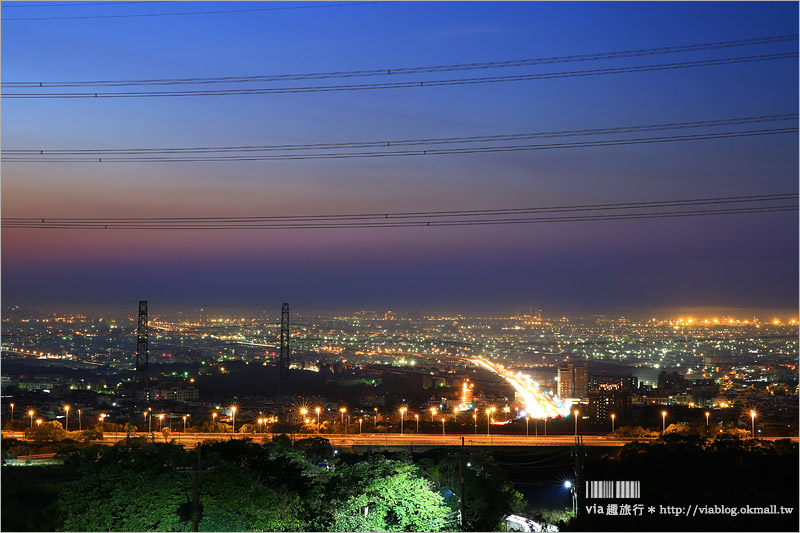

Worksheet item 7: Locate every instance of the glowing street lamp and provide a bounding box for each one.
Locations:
[231,406,237,433]
[526,416,530,436]
[183,415,187,434]
[574,410,579,437]
[359,418,363,434]
[399,407,407,435]
[64,405,70,432]
[611,413,615,434]
[473,413,477,434]
[486,407,495,436]
[78,409,82,431]
[340,407,347,425]
[29,409,35,428]
[705,411,710,426]
[9,403,13,421]
[315,407,321,432]
[373,407,378,427]
[430,407,437,423]
[750,410,756,438]
[661,411,667,434]
[442,418,446,436]
[159,414,165,432]
[36,419,42,428]
[415,414,419,433]
[299,408,308,432]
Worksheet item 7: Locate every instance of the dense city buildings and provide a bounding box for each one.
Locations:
[2,306,797,438]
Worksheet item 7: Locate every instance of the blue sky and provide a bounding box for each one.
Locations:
[1,1,798,315]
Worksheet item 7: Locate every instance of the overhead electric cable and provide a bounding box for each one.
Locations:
[3,2,166,8]
[3,1,384,21]
[3,194,795,224]
[3,53,796,98]
[5,114,795,157]
[4,34,795,88]
[3,197,795,230]
[3,207,795,230]
[5,127,795,162]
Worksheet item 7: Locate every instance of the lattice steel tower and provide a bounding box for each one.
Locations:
[279,302,290,395]
[134,300,150,405]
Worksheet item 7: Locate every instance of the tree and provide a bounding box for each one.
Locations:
[24,420,67,442]
[58,444,306,531]
[324,456,454,532]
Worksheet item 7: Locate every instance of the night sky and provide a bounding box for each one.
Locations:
[2,1,798,315]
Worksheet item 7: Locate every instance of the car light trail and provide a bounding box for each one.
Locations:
[471,358,570,418]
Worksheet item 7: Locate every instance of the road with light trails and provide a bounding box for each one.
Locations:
[0,430,637,447]
[4,431,794,448]
[471,357,570,418]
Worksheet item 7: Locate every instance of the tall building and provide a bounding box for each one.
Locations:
[461,380,474,408]
[558,363,588,399]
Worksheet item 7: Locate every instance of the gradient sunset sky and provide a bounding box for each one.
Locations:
[2,1,798,315]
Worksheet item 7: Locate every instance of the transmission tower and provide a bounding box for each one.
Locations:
[279,302,290,395]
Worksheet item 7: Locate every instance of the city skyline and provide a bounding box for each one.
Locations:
[2,1,798,312]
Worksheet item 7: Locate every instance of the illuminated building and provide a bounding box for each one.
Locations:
[558,363,588,400]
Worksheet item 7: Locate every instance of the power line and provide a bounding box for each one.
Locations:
[2,2,166,8]
[4,35,795,88]
[3,52,796,99]
[5,114,795,156]
[3,194,795,223]
[5,127,796,162]
[4,205,796,230]
[3,1,385,21]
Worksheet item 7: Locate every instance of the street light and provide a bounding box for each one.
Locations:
[212,412,218,432]
[399,407,406,435]
[231,406,237,433]
[340,407,347,425]
[9,403,13,422]
[29,409,34,428]
[574,410,579,437]
[159,414,165,432]
[473,413,477,434]
[705,411,710,426]
[486,407,495,436]
[611,413,615,434]
[359,418,363,434]
[36,419,42,428]
[526,416,530,436]
[415,414,419,433]
[442,418,446,436]
[750,410,756,438]
[565,481,576,514]
[661,411,667,434]
[64,405,70,432]
[300,408,308,433]
[315,407,321,433]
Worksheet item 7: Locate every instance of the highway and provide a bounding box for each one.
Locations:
[2,430,634,447]
[4,431,794,448]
